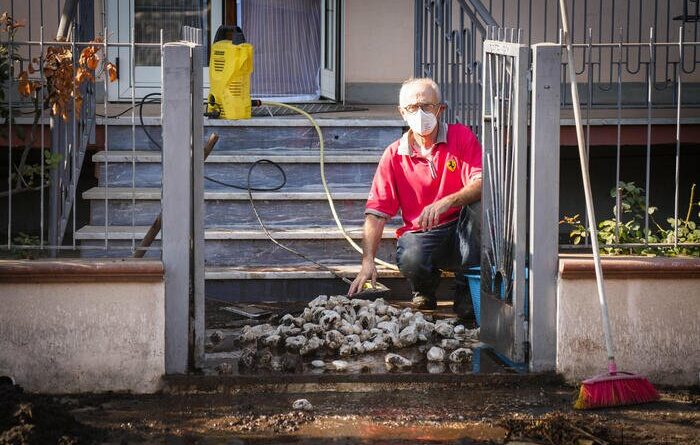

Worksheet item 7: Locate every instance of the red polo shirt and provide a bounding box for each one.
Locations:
[365,123,482,237]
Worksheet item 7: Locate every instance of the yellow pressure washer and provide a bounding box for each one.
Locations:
[206,26,253,120]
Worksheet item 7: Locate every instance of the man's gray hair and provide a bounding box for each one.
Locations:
[399,77,442,107]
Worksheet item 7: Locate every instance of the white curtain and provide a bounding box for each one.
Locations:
[242,0,321,101]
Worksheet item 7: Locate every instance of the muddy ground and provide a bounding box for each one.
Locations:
[1,376,697,445]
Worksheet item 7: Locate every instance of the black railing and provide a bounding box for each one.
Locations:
[414,0,496,136]
[416,0,700,120]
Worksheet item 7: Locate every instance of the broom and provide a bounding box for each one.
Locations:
[558,0,660,409]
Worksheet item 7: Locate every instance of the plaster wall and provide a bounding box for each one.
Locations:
[557,270,700,386]
[0,280,164,393]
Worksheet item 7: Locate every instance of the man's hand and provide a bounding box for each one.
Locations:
[348,259,377,296]
[417,179,482,231]
[417,196,454,231]
[349,214,386,296]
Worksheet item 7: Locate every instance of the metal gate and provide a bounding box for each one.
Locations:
[479,34,529,365]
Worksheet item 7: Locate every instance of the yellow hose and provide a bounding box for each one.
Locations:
[261,101,398,271]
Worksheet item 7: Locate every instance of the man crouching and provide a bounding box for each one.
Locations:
[348,77,482,320]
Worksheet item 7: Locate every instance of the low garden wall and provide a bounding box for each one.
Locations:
[557,254,700,386]
[0,259,165,393]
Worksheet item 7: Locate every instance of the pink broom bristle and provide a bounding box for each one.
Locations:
[574,372,660,409]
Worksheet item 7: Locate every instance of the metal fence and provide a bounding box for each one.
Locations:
[559,33,700,254]
[0,0,204,259]
[414,0,495,135]
[1,31,151,257]
[415,0,700,134]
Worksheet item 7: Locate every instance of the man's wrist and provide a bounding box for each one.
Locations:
[444,193,459,208]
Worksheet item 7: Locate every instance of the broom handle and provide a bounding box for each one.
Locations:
[559,0,617,372]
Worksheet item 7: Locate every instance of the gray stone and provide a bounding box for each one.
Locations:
[385,353,413,370]
[440,339,461,350]
[324,330,345,350]
[210,330,225,344]
[299,337,323,355]
[332,360,349,371]
[427,346,446,362]
[215,362,234,375]
[435,322,454,338]
[292,399,314,411]
[449,348,473,363]
[285,335,308,352]
[262,334,281,348]
[398,325,418,346]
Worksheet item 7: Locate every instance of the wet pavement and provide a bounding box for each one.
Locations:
[3,378,697,444]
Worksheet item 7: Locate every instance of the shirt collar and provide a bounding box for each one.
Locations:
[397,122,448,156]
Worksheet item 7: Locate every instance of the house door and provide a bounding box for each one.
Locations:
[107,0,222,100]
[479,39,530,365]
[320,0,340,100]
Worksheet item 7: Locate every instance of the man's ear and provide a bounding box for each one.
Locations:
[398,106,407,120]
[437,104,447,119]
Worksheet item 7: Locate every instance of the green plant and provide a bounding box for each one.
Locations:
[560,182,700,257]
[11,232,41,259]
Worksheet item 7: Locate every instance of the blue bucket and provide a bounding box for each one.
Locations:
[464,266,529,327]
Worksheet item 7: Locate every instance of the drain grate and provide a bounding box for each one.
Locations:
[251,103,367,117]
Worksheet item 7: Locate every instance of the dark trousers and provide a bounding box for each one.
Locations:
[396,202,481,299]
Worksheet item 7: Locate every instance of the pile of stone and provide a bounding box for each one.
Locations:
[215,295,479,373]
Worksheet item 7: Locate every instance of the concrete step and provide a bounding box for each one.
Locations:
[91,150,383,189]
[203,265,457,303]
[75,225,399,267]
[104,118,404,151]
[83,186,376,227]
[204,265,406,302]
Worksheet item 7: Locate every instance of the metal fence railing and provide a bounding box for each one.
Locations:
[416,0,700,129]
[414,0,496,136]
[557,32,700,255]
[0,1,203,259]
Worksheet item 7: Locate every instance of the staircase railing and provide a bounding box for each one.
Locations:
[47,0,96,250]
[414,0,497,137]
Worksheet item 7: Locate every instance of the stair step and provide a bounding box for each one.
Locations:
[104,123,404,151]
[92,150,384,163]
[76,225,398,267]
[75,225,396,240]
[83,186,370,200]
[101,116,405,127]
[92,152,382,188]
[205,264,404,280]
[84,186,374,226]
[203,265,456,303]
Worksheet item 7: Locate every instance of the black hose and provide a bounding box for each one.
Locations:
[137,92,286,192]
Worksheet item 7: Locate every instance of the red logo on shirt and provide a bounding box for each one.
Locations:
[446,159,457,172]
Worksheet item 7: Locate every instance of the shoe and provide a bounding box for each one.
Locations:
[411,292,437,310]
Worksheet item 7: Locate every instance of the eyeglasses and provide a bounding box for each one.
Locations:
[402,103,441,114]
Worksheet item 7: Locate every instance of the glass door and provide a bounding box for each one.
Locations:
[107,0,222,100]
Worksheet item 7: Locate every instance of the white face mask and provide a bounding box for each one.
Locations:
[404,108,438,136]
